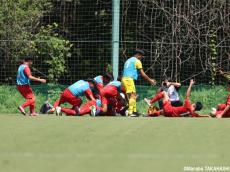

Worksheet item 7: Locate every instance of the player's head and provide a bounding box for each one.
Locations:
[162,77,171,87]
[103,73,113,84]
[133,49,145,59]
[86,79,97,89]
[192,102,203,111]
[24,55,33,66]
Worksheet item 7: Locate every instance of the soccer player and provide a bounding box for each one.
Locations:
[91,80,124,116]
[17,56,46,116]
[157,78,183,109]
[145,79,203,117]
[211,81,230,118]
[94,73,113,92]
[49,79,96,116]
[121,49,156,117]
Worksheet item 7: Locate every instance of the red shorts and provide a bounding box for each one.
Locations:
[17,85,34,99]
[100,85,118,105]
[55,89,82,107]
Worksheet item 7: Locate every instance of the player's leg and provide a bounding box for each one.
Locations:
[79,100,96,116]
[121,77,137,116]
[17,85,35,115]
[145,91,167,105]
[61,97,82,116]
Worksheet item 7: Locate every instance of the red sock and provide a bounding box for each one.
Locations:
[29,102,35,114]
[53,99,61,108]
[61,108,77,116]
[79,101,96,116]
[150,92,164,104]
[21,99,34,108]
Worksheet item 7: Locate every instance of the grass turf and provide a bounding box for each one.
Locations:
[0,115,229,172]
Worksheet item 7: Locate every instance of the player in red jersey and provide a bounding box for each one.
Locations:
[211,81,230,118]
[145,79,204,117]
[16,56,46,116]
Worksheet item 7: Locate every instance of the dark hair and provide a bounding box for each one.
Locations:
[228,80,230,86]
[195,102,203,111]
[85,79,97,86]
[133,49,145,56]
[117,75,122,81]
[103,73,114,81]
[24,55,33,62]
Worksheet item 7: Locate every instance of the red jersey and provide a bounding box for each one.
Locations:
[163,99,193,117]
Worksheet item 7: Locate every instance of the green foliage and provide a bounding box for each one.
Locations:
[26,23,73,83]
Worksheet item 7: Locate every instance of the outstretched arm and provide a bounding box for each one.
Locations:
[186,79,195,99]
[139,69,156,86]
[28,75,46,83]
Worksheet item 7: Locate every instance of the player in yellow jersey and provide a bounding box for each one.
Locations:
[121,49,156,117]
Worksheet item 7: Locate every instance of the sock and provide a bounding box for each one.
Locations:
[128,98,135,115]
[53,99,61,108]
[21,99,34,108]
[150,92,164,104]
[29,102,35,114]
[133,99,137,113]
[61,108,77,116]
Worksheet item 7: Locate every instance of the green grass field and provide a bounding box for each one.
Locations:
[0,115,229,172]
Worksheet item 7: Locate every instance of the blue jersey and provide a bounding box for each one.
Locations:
[68,80,90,97]
[16,64,30,85]
[94,75,103,84]
[123,57,142,80]
[108,81,122,92]
[96,99,102,107]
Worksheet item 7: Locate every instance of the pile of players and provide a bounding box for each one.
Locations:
[16,50,230,118]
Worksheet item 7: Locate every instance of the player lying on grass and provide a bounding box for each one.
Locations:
[121,49,156,117]
[210,81,230,118]
[90,81,125,116]
[48,79,96,116]
[94,73,113,92]
[145,79,206,117]
[17,56,46,116]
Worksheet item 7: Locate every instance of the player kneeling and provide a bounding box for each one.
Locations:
[145,80,206,117]
[48,79,96,116]
[210,81,230,118]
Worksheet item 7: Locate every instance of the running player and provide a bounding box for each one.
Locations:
[121,49,156,117]
[17,56,46,116]
[49,79,96,116]
[211,81,230,118]
[145,79,204,117]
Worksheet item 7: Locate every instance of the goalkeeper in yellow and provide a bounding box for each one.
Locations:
[121,49,156,117]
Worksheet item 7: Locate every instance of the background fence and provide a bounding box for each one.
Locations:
[0,0,229,85]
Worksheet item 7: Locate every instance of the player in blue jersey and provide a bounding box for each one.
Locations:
[94,73,113,92]
[121,49,156,117]
[49,79,96,116]
[16,56,46,116]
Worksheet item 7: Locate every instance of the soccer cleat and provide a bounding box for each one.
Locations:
[90,105,96,117]
[18,106,26,115]
[55,106,62,116]
[130,112,141,117]
[144,98,151,106]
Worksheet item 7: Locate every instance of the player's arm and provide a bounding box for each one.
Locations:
[84,89,96,101]
[135,60,156,86]
[139,69,156,86]
[24,67,46,83]
[186,79,195,99]
[169,82,181,88]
